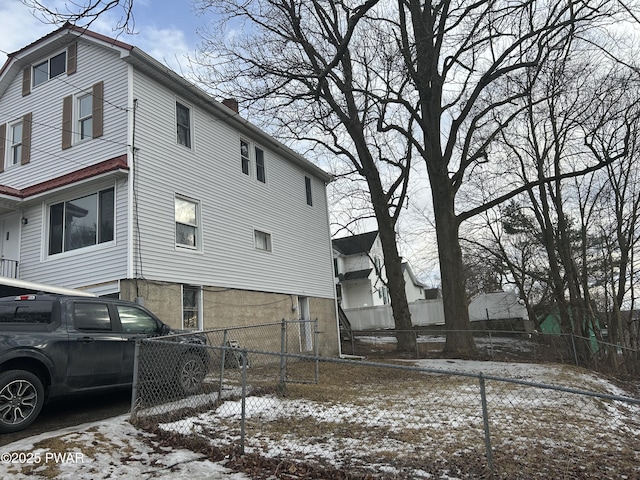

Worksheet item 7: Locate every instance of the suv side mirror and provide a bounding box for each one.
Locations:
[160,323,171,335]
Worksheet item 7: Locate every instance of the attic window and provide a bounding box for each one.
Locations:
[33,51,66,87]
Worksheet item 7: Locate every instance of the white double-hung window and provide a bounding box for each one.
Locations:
[78,93,93,141]
[175,195,200,249]
[9,121,23,166]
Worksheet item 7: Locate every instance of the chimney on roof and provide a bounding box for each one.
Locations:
[222,98,239,113]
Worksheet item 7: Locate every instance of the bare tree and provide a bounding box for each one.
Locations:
[191,0,638,355]
[192,0,421,351]
[20,0,135,33]
[30,0,638,355]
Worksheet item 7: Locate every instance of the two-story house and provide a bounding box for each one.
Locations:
[333,230,428,309]
[0,24,338,354]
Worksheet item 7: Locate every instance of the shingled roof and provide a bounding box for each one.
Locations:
[332,231,379,255]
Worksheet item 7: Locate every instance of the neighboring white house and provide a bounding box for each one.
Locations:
[333,231,387,309]
[332,230,427,309]
[0,24,339,354]
[402,262,429,303]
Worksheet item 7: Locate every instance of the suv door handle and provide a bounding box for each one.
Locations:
[77,337,95,343]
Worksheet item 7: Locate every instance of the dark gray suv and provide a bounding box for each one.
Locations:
[0,294,207,433]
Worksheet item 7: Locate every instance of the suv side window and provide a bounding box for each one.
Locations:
[0,302,53,324]
[74,302,112,331]
[117,305,159,334]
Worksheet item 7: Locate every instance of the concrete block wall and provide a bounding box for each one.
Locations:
[120,279,339,356]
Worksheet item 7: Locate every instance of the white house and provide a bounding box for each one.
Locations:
[0,24,338,354]
[332,230,427,308]
[333,231,388,309]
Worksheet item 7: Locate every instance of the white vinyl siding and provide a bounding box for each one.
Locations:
[0,41,128,189]
[18,178,128,289]
[130,70,334,298]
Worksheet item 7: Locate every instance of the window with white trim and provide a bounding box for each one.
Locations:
[77,93,93,141]
[254,230,272,252]
[48,187,115,255]
[175,196,199,249]
[305,176,313,206]
[176,101,191,148]
[182,285,200,330]
[9,121,23,167]
[241,140,250,175]
[33,51,66,87]
[255,147,266,183]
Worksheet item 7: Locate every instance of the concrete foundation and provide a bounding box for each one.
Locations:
[120,279,339,356]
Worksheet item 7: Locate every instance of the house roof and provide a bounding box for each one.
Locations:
[0,156,128,202]
[0,24,332,184]
[333,231,379,255]
[402,262,427,289]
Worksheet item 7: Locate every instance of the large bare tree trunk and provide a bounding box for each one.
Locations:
[431,175,477,356]
[377,218,415,352]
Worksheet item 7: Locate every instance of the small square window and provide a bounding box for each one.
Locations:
[254,230,272,252]
[176,102,191,148]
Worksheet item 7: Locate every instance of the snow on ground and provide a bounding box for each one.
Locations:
[1,360,638,480]
[0,415,249,480]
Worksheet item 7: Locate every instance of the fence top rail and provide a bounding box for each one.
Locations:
[148,319,317,341]
[351,329,639,353]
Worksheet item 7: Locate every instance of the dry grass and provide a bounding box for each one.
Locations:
[137,359,640,479]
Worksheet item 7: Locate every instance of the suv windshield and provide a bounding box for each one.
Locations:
[0,301,53,324]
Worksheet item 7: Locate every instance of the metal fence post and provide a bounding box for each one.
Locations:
[488,331,494,359]
[280,319,287,384]
[570,333,579,366]
[314,319,319,384]
[130,339,141,418]
[219,329,228,395]
[479,373,494,474]
[240,349,248,455]
[415,330,420,359]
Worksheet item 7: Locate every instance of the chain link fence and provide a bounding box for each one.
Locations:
[130,329,640,479]
[131,319,319,413]
[343,329,640,376]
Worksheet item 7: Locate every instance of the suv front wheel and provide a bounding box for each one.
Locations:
[0,370,45,433]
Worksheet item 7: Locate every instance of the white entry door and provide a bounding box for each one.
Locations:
[0,214,21,277]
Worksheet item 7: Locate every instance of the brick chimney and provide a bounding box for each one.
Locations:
[222,98,239,113]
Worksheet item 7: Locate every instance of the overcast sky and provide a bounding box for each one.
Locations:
[0,0,208,72]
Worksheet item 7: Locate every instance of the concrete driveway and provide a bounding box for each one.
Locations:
[0,388,131,446]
